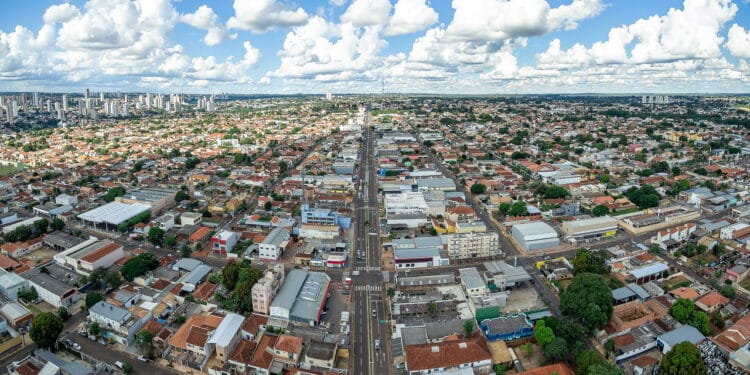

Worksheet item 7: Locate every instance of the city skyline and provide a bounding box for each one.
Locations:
[1,0,750,94]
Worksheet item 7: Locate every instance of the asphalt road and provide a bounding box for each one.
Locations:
[351,115,392,375]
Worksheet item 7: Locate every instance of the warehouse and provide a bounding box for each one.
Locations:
[560,216,618,242]
[270,269,331,326]
[77,202,151,231]
[511,222,559,251]
[115,187,176,214]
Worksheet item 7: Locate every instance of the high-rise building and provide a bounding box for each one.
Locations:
[62,94,68,111]
[85,88,90,98]
[122,102,129,117]
[99,92,104,101]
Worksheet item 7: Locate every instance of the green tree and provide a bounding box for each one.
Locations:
[470,183,487,195]
[175,190,190,202]
[537,184,570,199]
[498,202,511,216]
[222,261,240,290]
[493,364,506,375]
[670,298,710,334]
[720,285,736,298]
[123,362,134,375]
[165,235,177,248]
[534,321,555,346]
[508,201,528,216]
[86,292,104,308]
[57,306,70,321]
[50,218,65,231]
[120,253,160,281]
[624,184,661,209]
[588,363,623,375]
[181,244,192,258]
[387,287,396,299]
[659,342,707,375]
[543,337,568,361]
[104,271,124,289]
[427,301,438,317]
[560,273,613,330]
[147,226,165,246]
[463,320,474,338]
[592,205,609,217]
[30,312,64,349]
[135,330,154,357]
[576,349,605,375]
[89,322,101,336]
[175,315,186,325]
[572,249,610,275]
[103,186,126,202]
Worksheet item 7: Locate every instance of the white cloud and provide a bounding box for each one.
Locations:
[227,0,308,33]
[536,39,589,69]
[268,16,387,81]
[330,0,348,6]
[727,24,750,59]
[181,5,237,46]
[341,0,392,28]
[445,0,604,42]
[43,3,80,25]
[385,0,438,36]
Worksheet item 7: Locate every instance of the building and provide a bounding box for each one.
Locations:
[43,231,87,251]
[299,223,340,240]
[481,314,534,341]
[153,213,176,231]
[391,236,449,269]
[560,216,617,242]
[211,230,239,256]
[442,231,500,259]
[300,204,351,229]
[207,313,245,365]
[180,212,203,226]
[21,265,79,308]
[511,222,560,251]
[115,187,176,214]
[404,335,492,375]
[0,302,33,328]
[628,263,669,284]
[88,300,149,345]
[714,314,750,351]
[459,267,488,297]
[302,340,338,371]
[259,227,290,261]
[695,291,730,313]
[252,264,286,314]
[0,272,28,300]
[77,201,151,231]
[657,325,705,353]
[66,240,124,273]
[483,260,532,290]
[270,269,331,326]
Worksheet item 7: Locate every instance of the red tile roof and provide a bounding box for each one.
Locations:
[404,335,491,372]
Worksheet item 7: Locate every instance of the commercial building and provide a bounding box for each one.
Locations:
[657,325,705,354]
[0,302,33,328]
[511,222,560,251]
[441,231,500,259]
[300,204,351,229]
[57,239,123,274]
[404,335,492,375]
[259,227,290,261]
[270,269,331,326]
[22,265,80,308]
[0,272,27,300]
[115,187,176,214]
[391,236,449,269]
[629,263,669,284]
[89,301,149,345]
[561,216,617,242]
[211,230,239,256]
[77,201,151,231]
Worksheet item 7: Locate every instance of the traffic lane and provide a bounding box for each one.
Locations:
[62,333,180,375]
[352,289,371,375]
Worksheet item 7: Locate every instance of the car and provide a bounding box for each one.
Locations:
[137,355,149,362]
[72,342,81,351]
[374,339,381,349]
[372,309,376,317]
[114,361,124,369]
[78,330,87,337]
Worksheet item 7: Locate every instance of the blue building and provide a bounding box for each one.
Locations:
[481,314,534,341]
[300,204,351,229]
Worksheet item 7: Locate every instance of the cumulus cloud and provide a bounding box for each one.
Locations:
[341,0,392,28]
[43,3,80,25]
[181,5,237,46]
[227,0,308,33]
[268,16,387,81]
[385,0,439,36]
[726,24,750,59]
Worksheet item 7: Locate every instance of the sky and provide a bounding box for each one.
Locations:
[0,0,749,94]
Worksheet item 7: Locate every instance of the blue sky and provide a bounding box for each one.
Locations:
[0,0,749,93]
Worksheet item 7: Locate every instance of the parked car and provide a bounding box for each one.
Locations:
[78,330,87,337]
[72,342,81,351]
[374,339,381,350]
[114,361,124,369]
[137,355,148,362]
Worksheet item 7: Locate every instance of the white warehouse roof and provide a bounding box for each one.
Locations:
[77,202,151,225]
[512,222,558,241]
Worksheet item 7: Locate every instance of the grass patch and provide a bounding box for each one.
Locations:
[610,208,640,216]
[741,278,750,290]
[0,164,21,176]
[27,304,43,315]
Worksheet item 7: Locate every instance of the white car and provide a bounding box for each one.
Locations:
[72,342,81,351]
[137,355,149,362]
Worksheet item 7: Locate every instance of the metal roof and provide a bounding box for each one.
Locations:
[77,202,151,225]
[90,301,129,323]
[657,325,705,346]
[629,263,669,279]
[0,302,31,320]
[512,222,558,240]
[458,267,485,290]
[207,313,245,347]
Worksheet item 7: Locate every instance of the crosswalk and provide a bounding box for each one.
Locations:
[355,266,381,271]
[354,285,382,292]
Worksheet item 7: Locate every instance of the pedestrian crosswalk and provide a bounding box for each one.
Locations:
[355,266,381,271]
[355,285,382,292]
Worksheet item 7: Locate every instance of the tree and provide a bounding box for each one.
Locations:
[659,342,707,375]
[588,363,623,375]
[147,226,165,246]
[222,261,240,291]
[572,249,610,275]
[50,218,65,231]
[165,235,177,248]
[30,312,63,349]
[387,287,396,299]
[534,321,555,346]
[669,298,710,334]
[86,292,104,308]
[720,285,736,298]
[508,201,528,216]
[493,364,506,375]
[519,342,533,357]
[576,349,605,375]
[624,185,661,209]
[120,253,160,281]
[123,362,134,375]
[104,271,123,289]
[89,322,101,336]
[57,306,70,321]
[102,186,126,202]
[671,166,682,176]
[543,337,568,361]
[470,183,487,195]
[537,184,570,199]
[463,320,474,338]
[175,315,186,325]
[427,301,438,317]
[181,244,192,258]
[498,202,511,216]
[175,190,190,202]
[135,330,154,357]
[18,287,39,302]
[560,273,613,330]
[592,205,609,217]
